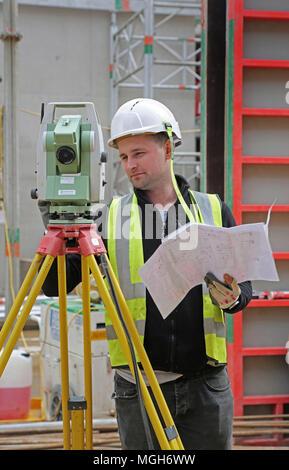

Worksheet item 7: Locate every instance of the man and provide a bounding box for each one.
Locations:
[41,98,252,450]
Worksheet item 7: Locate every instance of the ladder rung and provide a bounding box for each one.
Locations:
[243,10,289,21]
[241,204,289,212]
[242,157,289,165]
[273,252,289,260]
[242,347,287,357]
[243,59,289,69]
[242,108,289,117]
[248,299,289,308]
[243,395,289,406]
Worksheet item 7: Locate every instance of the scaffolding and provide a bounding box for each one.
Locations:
[109,0,202,196]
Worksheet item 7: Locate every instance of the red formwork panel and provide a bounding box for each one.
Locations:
[225,0,289,445]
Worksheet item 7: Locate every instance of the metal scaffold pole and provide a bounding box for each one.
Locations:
[1,0,22,316]
[144,0,154,98]
[109,0,202,196]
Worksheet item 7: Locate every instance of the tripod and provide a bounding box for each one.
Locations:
[0,223,184,450]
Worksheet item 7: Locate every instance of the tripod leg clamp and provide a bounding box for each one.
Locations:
[68,396,87,411]
[164,425,178,441]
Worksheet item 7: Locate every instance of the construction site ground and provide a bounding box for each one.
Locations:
[1,325,288,451]
[1,420,289,451]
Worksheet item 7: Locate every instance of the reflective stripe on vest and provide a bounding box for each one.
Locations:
[190,191,226,364]
[105,190,226,367]
[105,194,146,366]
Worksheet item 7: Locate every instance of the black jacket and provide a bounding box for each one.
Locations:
[41,175,252,375]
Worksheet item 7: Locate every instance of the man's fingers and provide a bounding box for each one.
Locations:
[224,273,233,284]
[224,273,241,297]
[209,286,224,302]
[205,272,241,308]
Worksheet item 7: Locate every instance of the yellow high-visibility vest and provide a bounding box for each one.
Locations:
[105,190,226,367]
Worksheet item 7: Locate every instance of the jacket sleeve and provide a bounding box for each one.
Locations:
[220,201,253,314]
[41,254,82,297]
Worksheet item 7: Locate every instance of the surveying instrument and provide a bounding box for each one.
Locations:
[0,102,183,450]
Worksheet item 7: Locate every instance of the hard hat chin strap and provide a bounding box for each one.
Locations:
[163,121,195,223]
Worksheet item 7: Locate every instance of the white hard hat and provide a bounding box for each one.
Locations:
[108,98,182,148]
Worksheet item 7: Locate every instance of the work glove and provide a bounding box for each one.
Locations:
[204,272,241,310]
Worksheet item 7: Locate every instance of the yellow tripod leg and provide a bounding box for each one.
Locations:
[70,406,85,450]
[57,255,71,450]
[88,255,172,450]
[81,255,93,450]
[103,254,184,451]
[0,253,44,352]
[0,254,55,378]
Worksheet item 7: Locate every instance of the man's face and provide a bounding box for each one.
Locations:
[117,134,171,191]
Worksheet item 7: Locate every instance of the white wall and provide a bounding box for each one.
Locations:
[0,3,199,294]
[0,5,111,293]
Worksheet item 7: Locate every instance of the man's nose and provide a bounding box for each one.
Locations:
[126,156,137,170]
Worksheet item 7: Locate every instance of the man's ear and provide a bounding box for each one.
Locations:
[164,139,174,161]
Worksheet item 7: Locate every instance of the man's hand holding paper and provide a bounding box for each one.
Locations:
[204,272,241,310]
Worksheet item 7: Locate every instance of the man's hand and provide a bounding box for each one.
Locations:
[204,272,241,309]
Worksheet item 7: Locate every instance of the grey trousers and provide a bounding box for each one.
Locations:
[113,367,234,450]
